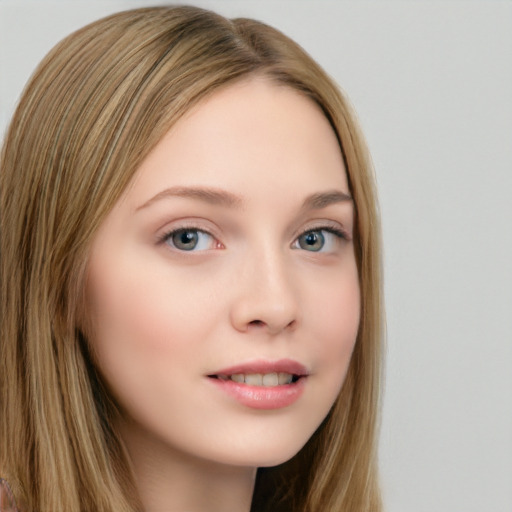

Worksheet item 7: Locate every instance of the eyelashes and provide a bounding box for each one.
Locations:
[158,223,350,254]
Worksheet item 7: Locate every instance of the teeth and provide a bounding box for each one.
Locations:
[225,372,296,386]
[244,374,262,386]
[278,372,293,385]
[262,373,278,386]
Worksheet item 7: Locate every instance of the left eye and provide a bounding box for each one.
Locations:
[164,228,215,251]
[293,229,341,252]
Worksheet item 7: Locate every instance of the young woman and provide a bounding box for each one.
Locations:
[0,6,383,512]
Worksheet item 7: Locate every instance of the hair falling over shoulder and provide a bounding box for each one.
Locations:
[0,6,384,511]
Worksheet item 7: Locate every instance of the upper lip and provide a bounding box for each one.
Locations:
[209,359,309,377]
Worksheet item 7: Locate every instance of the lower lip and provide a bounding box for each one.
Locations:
[209,377,306,410]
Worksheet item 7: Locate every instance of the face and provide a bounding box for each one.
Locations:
[86,78,360,468]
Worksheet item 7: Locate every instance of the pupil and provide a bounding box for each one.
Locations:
[305,233,318,245]
[181,232,194,244]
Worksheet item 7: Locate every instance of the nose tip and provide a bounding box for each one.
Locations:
[232,303,298,335]
[245,312,297,335]
[230,265,299,336]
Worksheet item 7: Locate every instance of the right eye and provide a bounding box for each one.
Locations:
[162,228,216,251]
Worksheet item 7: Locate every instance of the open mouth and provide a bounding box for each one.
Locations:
[207,363,308,409]
[208,372,302,386]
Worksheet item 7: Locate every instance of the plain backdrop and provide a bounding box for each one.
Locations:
[1,1,511,511]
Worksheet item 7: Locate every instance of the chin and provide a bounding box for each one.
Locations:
[207,429,315,469]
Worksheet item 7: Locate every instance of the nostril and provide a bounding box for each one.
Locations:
[249,320,264,327]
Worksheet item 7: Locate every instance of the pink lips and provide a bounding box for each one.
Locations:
[208,359,308,410]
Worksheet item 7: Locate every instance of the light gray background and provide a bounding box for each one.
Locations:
[1,1,511,511]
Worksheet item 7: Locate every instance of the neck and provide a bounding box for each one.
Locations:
[117,418,257,512]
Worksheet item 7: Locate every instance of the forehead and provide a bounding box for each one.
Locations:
[126,77,349,207]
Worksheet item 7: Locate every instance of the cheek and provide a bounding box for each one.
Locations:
[305,264,360,393]
[87,268,169,356]
[87,247,215,347]
[312,264,360,352]
[84,257,208,406]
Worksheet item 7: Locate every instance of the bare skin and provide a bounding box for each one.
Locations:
[119,417,256,512]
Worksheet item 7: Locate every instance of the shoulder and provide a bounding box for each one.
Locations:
[0,479,19,512]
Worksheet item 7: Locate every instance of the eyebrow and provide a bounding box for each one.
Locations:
[300,190,353,210]
[136,186,243,211]
[136,186,352,211]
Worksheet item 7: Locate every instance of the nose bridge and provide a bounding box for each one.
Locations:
[230,237,299,334]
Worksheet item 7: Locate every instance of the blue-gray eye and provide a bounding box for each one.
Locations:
[166,229,214,251]
[297,230,325,251]
[294,228,344,253]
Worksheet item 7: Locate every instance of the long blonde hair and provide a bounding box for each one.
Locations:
[0,6,383,511]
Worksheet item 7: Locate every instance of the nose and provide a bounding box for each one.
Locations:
[229,249,299,335]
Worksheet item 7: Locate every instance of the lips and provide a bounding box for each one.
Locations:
[207,359,308,409]
[210,359,307,379]
[208,359,307,386]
